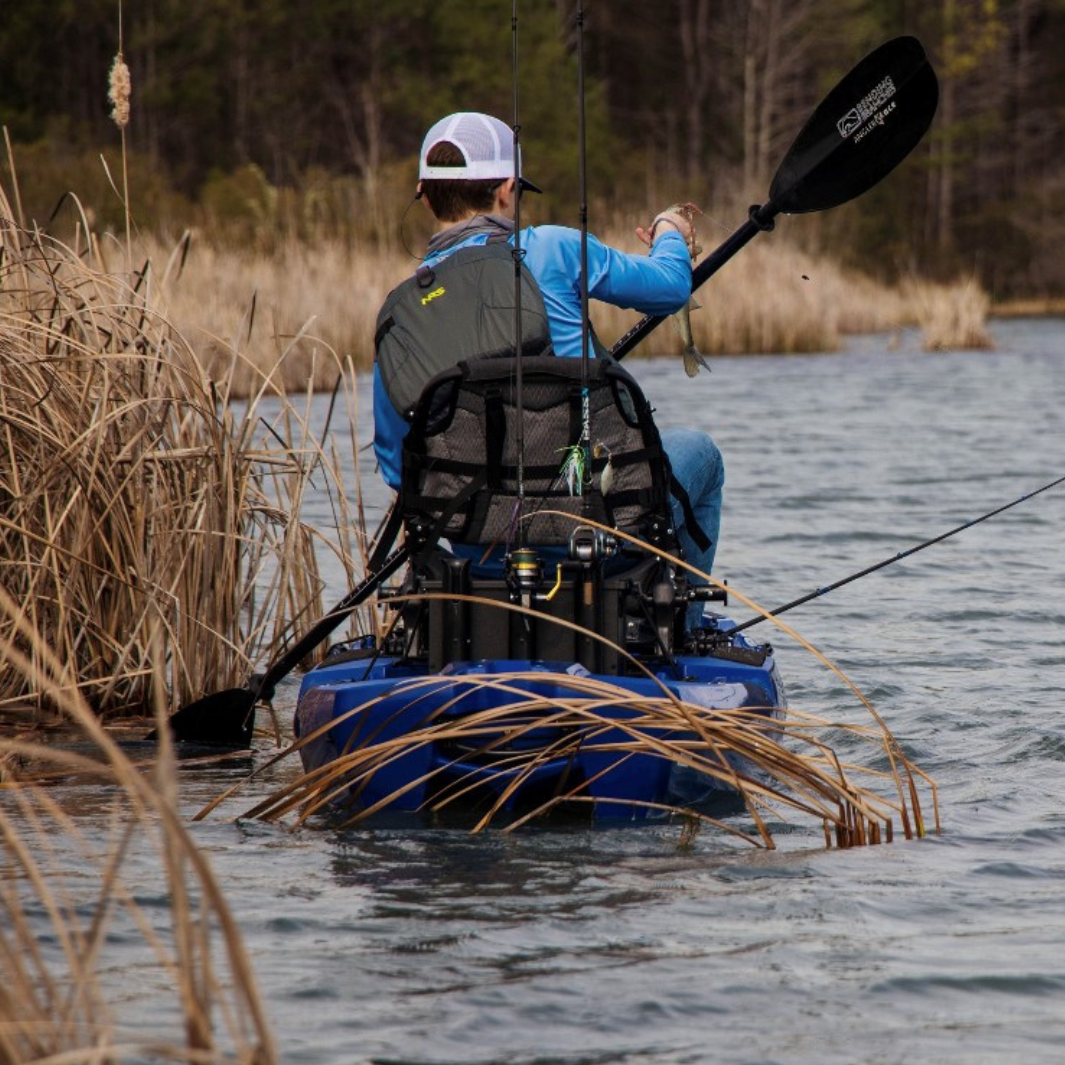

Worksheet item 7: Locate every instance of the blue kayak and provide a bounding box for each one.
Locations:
[294,609,786,823]
[293,356,787,823]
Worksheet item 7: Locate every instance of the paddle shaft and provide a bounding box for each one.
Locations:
[731,473,1065,635]
[252,544,410,701]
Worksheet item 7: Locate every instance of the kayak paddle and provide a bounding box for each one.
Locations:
[152,524,408,747]
[611,35,939,361]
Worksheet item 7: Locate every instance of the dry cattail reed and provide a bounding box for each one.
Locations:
[108,52,131,129]
[108,23,133,266]
[0,196,377,724]
[0,582,277,1062]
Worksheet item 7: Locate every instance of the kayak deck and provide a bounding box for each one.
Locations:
[294,617,785,822]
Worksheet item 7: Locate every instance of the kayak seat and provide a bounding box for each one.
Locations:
[398,355,679,559]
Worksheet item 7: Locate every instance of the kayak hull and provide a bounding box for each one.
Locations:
[294,622,785,822]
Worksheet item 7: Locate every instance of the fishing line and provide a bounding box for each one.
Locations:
[399,199,494,263]
[398,193,427,261]
[576,0,592,497]
[731,472,1065,635]
[701,209,810,282]
[511,0,527,544]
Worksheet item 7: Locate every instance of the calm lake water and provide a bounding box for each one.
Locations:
[17,318,1065,1062]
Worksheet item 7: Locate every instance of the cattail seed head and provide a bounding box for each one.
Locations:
[109,53,131,129]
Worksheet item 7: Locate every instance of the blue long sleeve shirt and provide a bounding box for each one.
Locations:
[373,225,692,490]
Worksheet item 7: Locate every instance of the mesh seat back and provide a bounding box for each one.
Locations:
[400,356,674,548]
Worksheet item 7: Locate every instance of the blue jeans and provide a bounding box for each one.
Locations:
[662,428,724,624]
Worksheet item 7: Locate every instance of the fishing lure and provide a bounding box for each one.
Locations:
[558,444,589,497]
[593,442,615,496]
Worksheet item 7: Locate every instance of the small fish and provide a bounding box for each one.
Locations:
[671,295,711,377]
[653,202,711,378]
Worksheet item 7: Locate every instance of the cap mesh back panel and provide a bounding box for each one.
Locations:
[452,114,499,164]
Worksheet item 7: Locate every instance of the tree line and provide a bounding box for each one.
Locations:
[2,0,1064,296]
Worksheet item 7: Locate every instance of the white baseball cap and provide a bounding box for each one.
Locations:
[418,112,543,193]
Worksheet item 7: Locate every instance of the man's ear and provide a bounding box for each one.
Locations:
[497,177,517,212]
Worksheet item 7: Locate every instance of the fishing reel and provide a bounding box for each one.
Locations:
[506,547,543,601]
[568,525,618,563]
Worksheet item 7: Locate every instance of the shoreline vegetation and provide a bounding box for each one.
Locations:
[144,228,999,397]
[0,205,379,723]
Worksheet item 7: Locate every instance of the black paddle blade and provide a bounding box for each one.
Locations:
[769,36,938,215]
[148,688,256,747]
[143,544,409,749]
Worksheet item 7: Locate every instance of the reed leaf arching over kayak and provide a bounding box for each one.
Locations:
[210,582,937,848]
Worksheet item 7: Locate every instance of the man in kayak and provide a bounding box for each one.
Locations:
[373,111,723,609]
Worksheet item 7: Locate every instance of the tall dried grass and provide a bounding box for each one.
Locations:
[144,233,409,397]
[146,227,991,395]
[0,190,372,722]
[0,585,276,1063]
[903,274,994,350]
[0,151,387,1060]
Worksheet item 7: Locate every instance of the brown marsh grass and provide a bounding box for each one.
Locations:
[591,235,914,357]
[0,193,375,724]
[993,296,1065,317]
[0,588,276,1063]
[903,274,994,351]
[142,232,408,398]
[145,228,988,396]
[0,167,380,1059]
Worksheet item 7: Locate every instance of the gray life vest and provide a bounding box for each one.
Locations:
[374,241,553,419]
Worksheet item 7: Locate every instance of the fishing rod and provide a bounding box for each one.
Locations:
[576,0,592,495]
[511,0,526,541]
[730,473,1065,636]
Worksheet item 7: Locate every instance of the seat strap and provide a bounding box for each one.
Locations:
[669,473,711,553]
[485,388,506,489]
[411,470,490,570]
